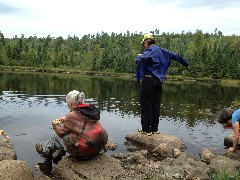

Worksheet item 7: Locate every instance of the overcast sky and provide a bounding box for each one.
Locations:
[0,0,240,38]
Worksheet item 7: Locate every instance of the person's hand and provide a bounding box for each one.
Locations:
[228,147,236,152]
[58,117,65,123]
[52,116,65,125]
[52,119,61,126]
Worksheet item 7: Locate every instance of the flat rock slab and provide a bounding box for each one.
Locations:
[125,132,187,151]
[0,160,34,180]
[52,154,126,180]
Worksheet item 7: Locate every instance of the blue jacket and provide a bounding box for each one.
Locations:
[135,45,189,82]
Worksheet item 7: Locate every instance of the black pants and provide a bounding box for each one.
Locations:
[140,77,163,132]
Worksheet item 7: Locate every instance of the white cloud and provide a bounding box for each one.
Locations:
[0,0,239,38]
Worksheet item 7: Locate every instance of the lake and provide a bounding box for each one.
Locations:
[0,71,239,176]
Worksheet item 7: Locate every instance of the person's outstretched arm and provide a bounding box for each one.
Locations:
[162,48,189,67]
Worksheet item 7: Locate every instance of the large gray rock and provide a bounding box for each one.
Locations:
[158,152,212,179]
[51,154,126,180]
[0,160,34,180]
[0,139,17,160]
[209,155,240,177]
[125,132,187,151]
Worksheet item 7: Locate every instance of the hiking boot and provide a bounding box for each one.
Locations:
[35,143,44,154]
[35,159,53,175]
[152,130,160,134]
[138,128,152,136]
[52,147,66,164]
[52,147,66,159]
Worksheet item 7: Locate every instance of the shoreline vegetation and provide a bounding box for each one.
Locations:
[1,65,240,86]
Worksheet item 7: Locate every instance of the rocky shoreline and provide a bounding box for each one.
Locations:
[1,131,240,179]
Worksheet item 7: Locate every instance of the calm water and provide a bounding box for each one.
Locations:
[0,71,240,176]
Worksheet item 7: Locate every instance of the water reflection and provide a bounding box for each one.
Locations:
[1,72,239,124]
[0,71,239,175]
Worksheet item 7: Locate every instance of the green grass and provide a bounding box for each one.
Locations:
[212,171,240,180]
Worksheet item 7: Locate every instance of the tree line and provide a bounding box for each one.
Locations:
[0,29,240,79]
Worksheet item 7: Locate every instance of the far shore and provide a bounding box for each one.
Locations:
[1,65,240,86]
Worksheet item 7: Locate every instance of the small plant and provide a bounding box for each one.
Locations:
[212,170,240,180]
[144,173,153,180]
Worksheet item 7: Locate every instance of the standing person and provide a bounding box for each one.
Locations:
[136,33,189,136]
[218,108,240,152]
[36,90,108,161]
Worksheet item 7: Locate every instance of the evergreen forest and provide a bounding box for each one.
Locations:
[0,29,240,79]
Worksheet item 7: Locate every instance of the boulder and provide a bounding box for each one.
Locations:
[0,139,17,160]
[199,148,216,164]
[105,141,117,151]
[125,132,187,151]
[158,152,211,179]
[0,160,34,180]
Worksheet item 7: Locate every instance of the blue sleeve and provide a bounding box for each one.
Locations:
[232,109,240,124]
[135,49,153,63]
[161,48,189,67]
